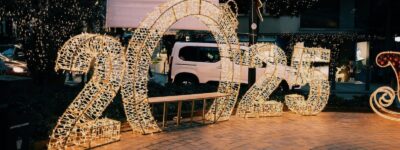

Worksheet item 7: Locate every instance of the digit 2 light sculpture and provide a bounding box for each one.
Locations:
[370,51,400,121]
[237,43,287,117]
[49,34,125,149]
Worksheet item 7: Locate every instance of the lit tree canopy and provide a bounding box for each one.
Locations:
[221,0,318,16]
[0,0,106,82]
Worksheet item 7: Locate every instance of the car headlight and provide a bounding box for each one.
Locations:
[12,67,24,73]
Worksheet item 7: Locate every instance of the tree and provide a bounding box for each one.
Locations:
[0,0,106,83]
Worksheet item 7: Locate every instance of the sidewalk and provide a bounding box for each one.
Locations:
[96,112,400,150]
[332,82,383,99]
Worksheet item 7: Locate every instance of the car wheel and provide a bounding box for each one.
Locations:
[277,81,289,92]
[175,76,198,86]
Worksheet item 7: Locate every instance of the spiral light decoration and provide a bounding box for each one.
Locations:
[370,51,400,121]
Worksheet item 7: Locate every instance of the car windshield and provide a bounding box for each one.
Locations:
[0,47,26,61]
[1,48,14,59]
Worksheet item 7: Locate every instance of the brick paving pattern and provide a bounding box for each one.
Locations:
[96,112,400,150]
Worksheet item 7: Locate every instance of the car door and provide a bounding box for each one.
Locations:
[174,46,199,77]
[195,46,221,83]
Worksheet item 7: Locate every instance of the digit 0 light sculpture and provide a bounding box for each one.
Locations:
[237,43,287,117]
[49,33,125,149]
[285,47,331,115]
[370,51,400,121]
[121,0,242,133]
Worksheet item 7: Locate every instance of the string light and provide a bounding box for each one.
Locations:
[49,33,125,149]
[237,43,287,117]
[285,47,330,115]
[237,44,330,117]
[121,0,243,132]
[68,118,121,149]
[0,0,105,77]
[264,0,319,16]
[49,0,243,148]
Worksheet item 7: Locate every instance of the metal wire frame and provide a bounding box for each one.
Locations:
[237,43,287,117]
[237,44,331,117]
[49,34,125,149]
[370,51,400,121]
[121,0,243,134]
[285,47,331,115]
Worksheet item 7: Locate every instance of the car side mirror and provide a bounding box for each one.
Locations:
[17,52,25,57]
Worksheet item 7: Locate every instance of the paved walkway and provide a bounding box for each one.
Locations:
[96,112,400,150]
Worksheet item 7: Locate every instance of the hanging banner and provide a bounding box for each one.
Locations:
[106,0,218,30]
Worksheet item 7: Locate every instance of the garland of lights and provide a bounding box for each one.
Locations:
[0,0,105,78]
[264,0,319,16]
[370,51,400,121]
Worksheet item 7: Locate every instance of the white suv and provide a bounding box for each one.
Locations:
[170,42,277,86]
[169,42,330,91]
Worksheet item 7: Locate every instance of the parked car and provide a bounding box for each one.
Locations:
[169,42,330,91]
[169,42,293,90]
[0,45,29,76]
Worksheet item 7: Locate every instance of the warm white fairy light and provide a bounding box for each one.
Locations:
[49,33,125,149]
[49,0,243,148]
[285,47,331,116]
[0,0,105,74]
[237,43,287,117]
[121,0,242,132]
[68,118,121,149]
[238,45,331,117]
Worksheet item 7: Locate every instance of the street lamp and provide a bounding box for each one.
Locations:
[248,0,264,87]
[395,36,400,42]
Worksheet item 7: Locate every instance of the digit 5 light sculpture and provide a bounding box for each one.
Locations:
[370,51,400,121]
[285,47,331,116]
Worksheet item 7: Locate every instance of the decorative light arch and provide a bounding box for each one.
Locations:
[121,0,242,134]
[49,34,125,149]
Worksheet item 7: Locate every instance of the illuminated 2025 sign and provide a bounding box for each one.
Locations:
[48,0,332,149]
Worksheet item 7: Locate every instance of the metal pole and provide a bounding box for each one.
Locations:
[202,99,206,124]
[248,0,260,87]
